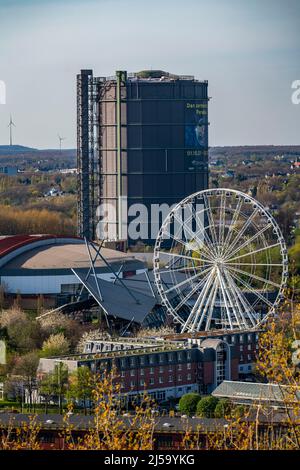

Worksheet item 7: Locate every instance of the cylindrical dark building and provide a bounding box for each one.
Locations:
[77,70,209,246]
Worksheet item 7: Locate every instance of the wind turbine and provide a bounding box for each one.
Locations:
[8,115,16,146]
[58,134,66,152]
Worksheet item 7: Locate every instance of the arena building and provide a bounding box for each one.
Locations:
[0,235,147,309]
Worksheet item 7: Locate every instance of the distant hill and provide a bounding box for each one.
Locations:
[0,145,37,155]
[210,145,300,157]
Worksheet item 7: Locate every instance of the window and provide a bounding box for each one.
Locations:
[178,364,182,371]
[159,377,164,384]
[149,356,154,364]
[159,366,163,373]
[168,375,173,383]
[248,334,252,342]
[121,371,125,378]
[240,345,243,352]
[121,359,125,368]
[150,378,154,385]
[39,434,55,444]
[187,352,191,360]
[130,370,135,377]
[150,367,154,374]
[130,381,135,388]
[159,354,164,363]
[187,363,191,370]
[187,374,191,381]
[140,379,145,387]
[247,354,251,361]
[121,382,125,389]
[168,365,173,372]
[178,352,182,361]
[140,369,144,376]
[240,355,244,362]
[140,357,145,365]
[178,375,182,382]
[130,358,135,367]
[239,335,244,344]
[247,344,251,351]
[168,354,173,362]
[231,336,236,344]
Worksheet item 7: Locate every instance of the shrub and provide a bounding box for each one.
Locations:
[178,393,201,415]
[214,398,232,418]
[196,396,219,418]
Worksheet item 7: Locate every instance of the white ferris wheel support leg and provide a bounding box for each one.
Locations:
[204,280,219,331]
[226,267,276,309]
[217,268,233,330]
[223,268,258,328]
[173,270,212,313]
[195,276,220,331]
[181,267,216,333]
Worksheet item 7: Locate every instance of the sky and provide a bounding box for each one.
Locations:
[0,0,299,148]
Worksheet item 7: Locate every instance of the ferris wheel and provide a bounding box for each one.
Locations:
[153,188,288,333]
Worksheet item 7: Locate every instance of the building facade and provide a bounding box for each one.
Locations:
[77,69,209,245]
[38,337,238,402]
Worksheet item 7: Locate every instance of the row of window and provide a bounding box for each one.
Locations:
[240,354,253,362]
[239,344,259,351]
[122,374,193,388]
[120,351,192,368]
[226,333,259,344]
[121,363,192,376]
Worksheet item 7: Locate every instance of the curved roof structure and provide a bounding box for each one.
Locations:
[0,235,138,271]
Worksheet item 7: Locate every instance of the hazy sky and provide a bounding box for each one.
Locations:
[0,0,299,148]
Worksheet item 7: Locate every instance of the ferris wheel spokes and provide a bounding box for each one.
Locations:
[153,189,288,333]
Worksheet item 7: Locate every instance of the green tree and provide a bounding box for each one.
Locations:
[52,362,69,414]
[3,310,44,353]
[289,236,300,273]
[214,398,232,418]
[39,373,55,413]
[196,396,219,418]
[178,393,201,415]
[67,366,93,414]
[13,352,39,411]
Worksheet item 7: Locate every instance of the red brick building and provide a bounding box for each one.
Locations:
[38,336,240,402]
